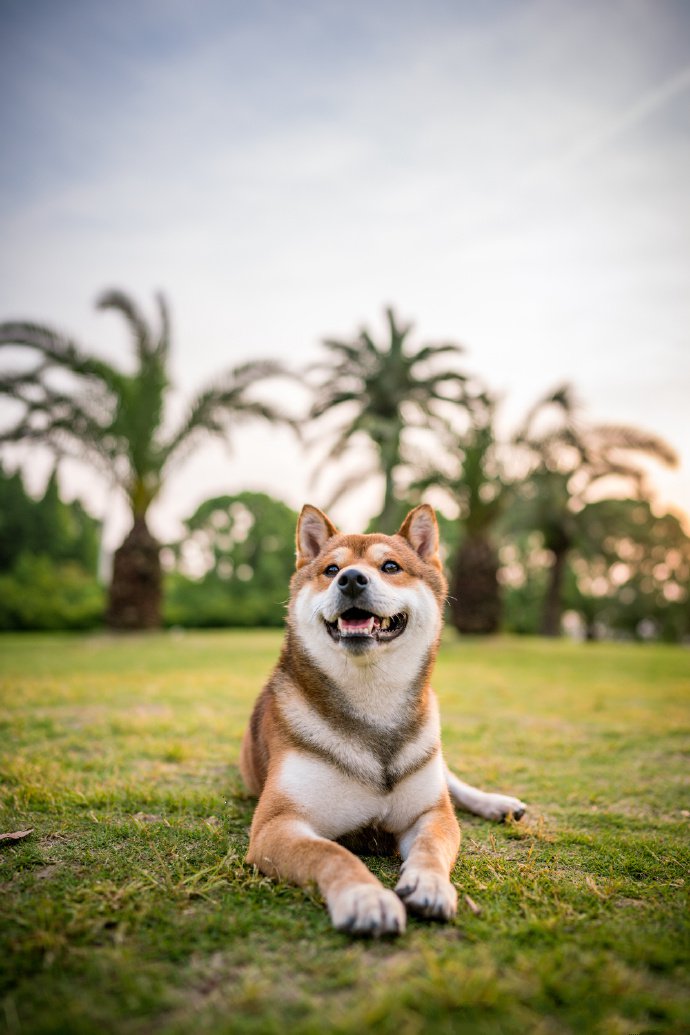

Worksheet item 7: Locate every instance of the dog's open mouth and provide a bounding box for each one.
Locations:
[324,607,408,643]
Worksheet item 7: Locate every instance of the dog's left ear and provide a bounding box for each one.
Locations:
[397,504,441,566]
[296,504,339,568]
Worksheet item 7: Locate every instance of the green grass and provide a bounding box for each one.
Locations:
[1,630,689,1035]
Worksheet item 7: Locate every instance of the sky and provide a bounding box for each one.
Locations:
[1,0,689,550]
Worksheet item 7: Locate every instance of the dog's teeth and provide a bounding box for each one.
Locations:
[337,614,375,635]
[381,617,391,630]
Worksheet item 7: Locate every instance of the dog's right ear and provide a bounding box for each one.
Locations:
[296,505,339,568]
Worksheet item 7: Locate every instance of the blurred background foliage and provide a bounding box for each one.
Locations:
[0,294,688,641]
[164,492,298,628]
[0,468,103,629]
[1,463,688,640]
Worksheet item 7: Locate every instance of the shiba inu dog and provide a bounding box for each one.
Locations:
[240,503,525,936]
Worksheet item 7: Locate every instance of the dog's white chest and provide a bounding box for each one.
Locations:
[276,749,446,839]
[277,682,441,789]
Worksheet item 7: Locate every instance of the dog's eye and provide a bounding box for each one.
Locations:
[382,560,401,574]
[323,564,339,578]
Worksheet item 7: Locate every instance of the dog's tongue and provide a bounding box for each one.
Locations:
[338,612,376,636]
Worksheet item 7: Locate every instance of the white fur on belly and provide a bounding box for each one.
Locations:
[277,750,446,840]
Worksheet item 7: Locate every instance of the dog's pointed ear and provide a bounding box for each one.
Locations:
[296,505,339,568]
[397,504,441,566]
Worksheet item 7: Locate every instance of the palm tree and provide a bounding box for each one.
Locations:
[0,290,294,629]
[413,382,676,638]
[513,385,678,636]
[414,387,576,635]
[414,389,507,633]
[310,307,469,531]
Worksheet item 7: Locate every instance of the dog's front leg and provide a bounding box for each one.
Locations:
[247,811,406,936]
[395,796,460,920]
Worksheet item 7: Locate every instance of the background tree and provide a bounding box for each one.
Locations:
[512,387,678,636]
[0,465,100,574]
[0,465,103,629]
[413,382,678,639]
[415,386,575,635]
[564,498,690,642]
[414,390,506,633]
[500,500,690,643]
[0,290,293,629]
[310,307,469,531]
[165,491,298,627]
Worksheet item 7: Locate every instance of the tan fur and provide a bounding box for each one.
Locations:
[239,504,523,937]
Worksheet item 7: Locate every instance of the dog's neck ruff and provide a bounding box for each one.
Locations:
[278,635,442,792]
[287,629,430,732]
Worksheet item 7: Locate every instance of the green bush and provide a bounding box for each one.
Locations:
[164,570,287,628]
[163,491,297,628]
[0,554,105,630]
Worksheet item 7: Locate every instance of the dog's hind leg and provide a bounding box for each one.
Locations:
[446,767,526,822]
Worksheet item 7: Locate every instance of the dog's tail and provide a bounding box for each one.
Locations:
[445,767,526,822]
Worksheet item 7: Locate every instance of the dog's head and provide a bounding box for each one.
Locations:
[289,504,447,667]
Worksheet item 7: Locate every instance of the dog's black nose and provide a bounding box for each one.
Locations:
[337,568,369,598]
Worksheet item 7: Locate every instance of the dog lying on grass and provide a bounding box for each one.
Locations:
[240,504,525,936]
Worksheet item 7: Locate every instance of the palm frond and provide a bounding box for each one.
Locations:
[324,464,381,510]
[385,307,413,353]
[96,290,153,361]
[319,339,366,364]
[0,364,49,393]
[0,406,120,466]
[155,292,171,359]
[225,398,297,428]
[515,382,578,442]
[0,421,120,480]
[228,360,299,393]
[310,390,362,420]
[160,364,296,472]
[588,425,678,467]
[0,321,124,394]
[409,342,465,366]
[359,329,385,360]
[409,373,469,402]
[586,460,646,489]
[309,425,371,481]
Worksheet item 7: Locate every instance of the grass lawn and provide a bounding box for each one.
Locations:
[1,630,689,1035]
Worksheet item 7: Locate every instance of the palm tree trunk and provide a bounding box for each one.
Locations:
[371,431,404,532]
[378,464,399,532]
[540,547,568,637]
[450,534,501,634]
[106,517,162,630]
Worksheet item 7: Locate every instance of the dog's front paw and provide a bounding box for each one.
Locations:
[328,882,407,937]
[395,868,457,921]
[479,793,526,822]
